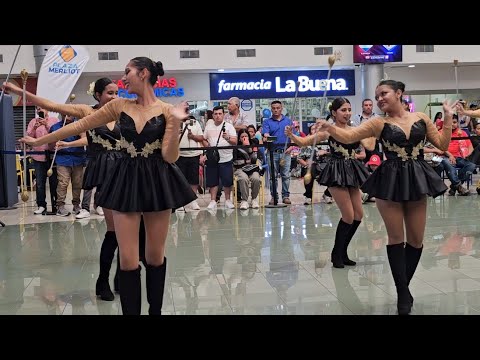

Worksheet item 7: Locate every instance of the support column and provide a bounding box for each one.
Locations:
[363,64,384,115]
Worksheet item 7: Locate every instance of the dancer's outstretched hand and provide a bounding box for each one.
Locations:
[19,136,38,147]
[443,99,458,118]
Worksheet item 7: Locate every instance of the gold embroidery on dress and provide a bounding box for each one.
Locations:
[117,136,162,158]
[383,139,425,161]
[330,141,356,159]
[140,139,162,158]
[89,130,120,151]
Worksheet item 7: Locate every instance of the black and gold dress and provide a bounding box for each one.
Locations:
[317,137,370,188]
[329,115,451,202]
[38,101,122,192]
[40,98,197,212]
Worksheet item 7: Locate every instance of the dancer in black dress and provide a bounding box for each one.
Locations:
[20,57,195,315]
[314,80,457,315]
[287,98,375,269]
[3,78,150,301]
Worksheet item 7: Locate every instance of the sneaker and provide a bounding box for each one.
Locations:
[75,209,91,219]
[207,200,217,210]
[240,200,249,210]
[240,209,249,216]
[56,206,71,217]
[95,206,104,216]
[283,197,291,205]
[225,199,235,209]
[361,193,369,203]
[457,184,470,196]
[73,205,82,215]
[34,206,46,215]
[304,197,312,205]
[322,194,333,204]
[251,198,259,209]
[189,200,201,210]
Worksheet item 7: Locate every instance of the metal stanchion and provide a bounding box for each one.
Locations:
[264,137,287,208]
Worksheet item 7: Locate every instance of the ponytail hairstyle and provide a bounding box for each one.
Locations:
[130,57,165,86]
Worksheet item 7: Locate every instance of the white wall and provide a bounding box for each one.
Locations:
[0,45,36,76]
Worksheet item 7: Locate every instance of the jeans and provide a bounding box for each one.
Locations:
[267,151,291,199]
[437,157,476,187]
[32,160,57,208]
[81,189,99,211]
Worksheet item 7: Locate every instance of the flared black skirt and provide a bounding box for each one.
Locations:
[318,157,370,188]
[82,152,124,190]
[361,159,447,202]
[96,152,197,212]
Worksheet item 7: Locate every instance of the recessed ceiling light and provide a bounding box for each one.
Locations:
[408,65,415,68]
[218,69,225,72]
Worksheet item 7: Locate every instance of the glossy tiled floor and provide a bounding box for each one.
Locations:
[1,179,480,315]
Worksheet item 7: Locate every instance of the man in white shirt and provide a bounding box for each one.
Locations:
[177,115,204,210]
[203,106,237,210]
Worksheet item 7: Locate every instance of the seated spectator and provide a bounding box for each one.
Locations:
[233,129,261,209]
[433,117,475,196]
[361,154,381,203]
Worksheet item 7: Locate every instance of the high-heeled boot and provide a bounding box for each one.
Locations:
[119,266,141,315]
[146,258,167,315]
[95,231,118,301]
[343,220,361,266]
[331,219,352,268]
[386,243,412,315]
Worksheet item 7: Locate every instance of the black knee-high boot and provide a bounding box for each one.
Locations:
[95,231,118,301]
[119,267,141,315]
[405,243,423,305]
[113,252,120,293]
[331,220,352,268]
[146,258,167,315]
[343,220,361,266]
[386,243,412,315]
[405,243,423,284]
[114,219,146,294]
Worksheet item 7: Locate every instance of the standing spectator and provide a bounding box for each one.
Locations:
[262,100,293,205]
[351,98,383,163]
[203,106,237,210]
[49,115,86,216]
[224,97,249,132]
[178,115,204,210]
[26,108,58,215]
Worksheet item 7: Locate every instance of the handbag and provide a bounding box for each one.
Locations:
[205,122,225,165]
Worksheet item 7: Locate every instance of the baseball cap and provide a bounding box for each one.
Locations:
[367,155,381,166]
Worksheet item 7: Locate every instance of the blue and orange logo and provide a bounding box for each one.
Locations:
[58,45,77,62]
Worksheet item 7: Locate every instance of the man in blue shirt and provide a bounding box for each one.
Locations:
[262,100,293,205]
[49,115,86,216]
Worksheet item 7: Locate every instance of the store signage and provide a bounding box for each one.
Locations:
[210,70,355,100]
[116,77,185,98]
[241,99,253,111]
